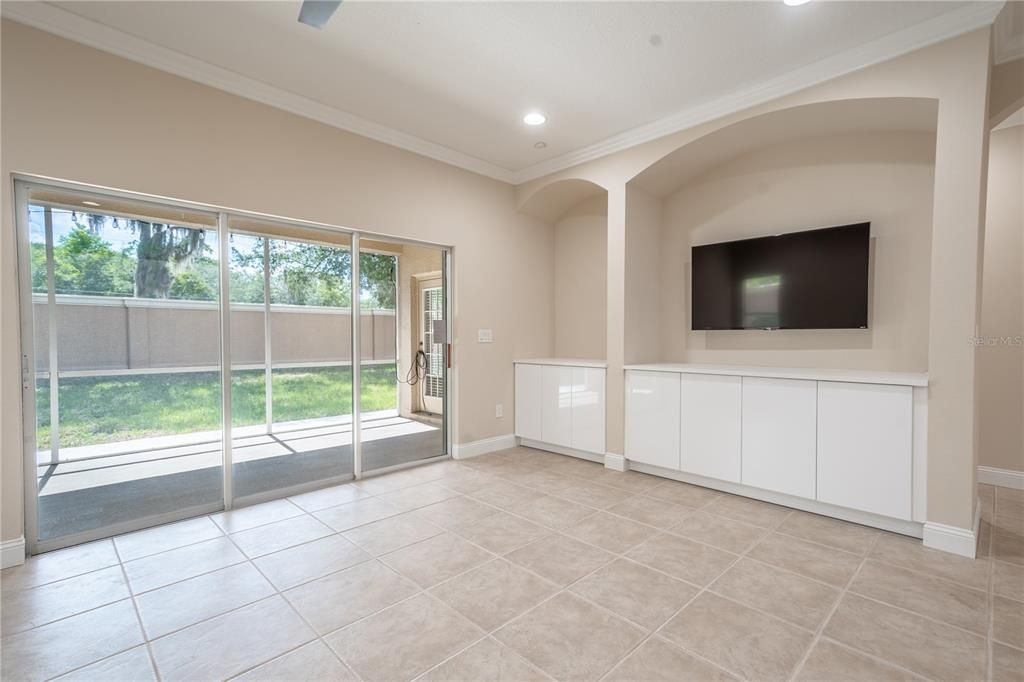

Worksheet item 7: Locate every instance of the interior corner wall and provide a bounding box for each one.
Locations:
[978,125,1024,474]
[661,131,936,372]
[553,195,607,360]
[0,20,555,545]
[624,186,664,364]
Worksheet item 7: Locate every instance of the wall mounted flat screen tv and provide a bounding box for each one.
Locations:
[691,222,870,330]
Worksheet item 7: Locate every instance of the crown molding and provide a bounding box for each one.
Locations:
[2,1,1004,187]
[0,1,518,184]
[509,1,1005,184]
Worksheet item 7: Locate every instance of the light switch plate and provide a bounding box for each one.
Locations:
[478,328,493,343]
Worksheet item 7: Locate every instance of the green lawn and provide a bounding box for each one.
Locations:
[36,364,398,449]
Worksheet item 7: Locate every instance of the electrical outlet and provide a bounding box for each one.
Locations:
[495,403,503,418]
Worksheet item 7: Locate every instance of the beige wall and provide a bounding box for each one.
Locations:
[624,186,664,365]
[553,195,606,360]
[979,125,1024,474]
[660,131,936,371]
[0,21,555,543]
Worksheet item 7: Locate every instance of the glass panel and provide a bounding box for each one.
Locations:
[26,190,223,543]
[360,242,446,473]
[228,232,267,432]
[229,222,354,499]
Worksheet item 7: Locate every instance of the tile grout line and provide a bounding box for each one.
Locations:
[99,540,162,681]
[386,473,739,679]
[598,509,796,682]
[216,527,368,682]
[786,531,880,682]
[812,637,934,682]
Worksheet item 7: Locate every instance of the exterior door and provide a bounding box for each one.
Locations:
[419,278,445,414]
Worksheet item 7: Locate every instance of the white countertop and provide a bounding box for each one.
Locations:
[515,358,608,368]
[624,363,928,387]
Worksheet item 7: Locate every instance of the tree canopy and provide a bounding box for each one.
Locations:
[32,206,398,309]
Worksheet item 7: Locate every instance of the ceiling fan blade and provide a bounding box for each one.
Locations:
[298,0,342,29]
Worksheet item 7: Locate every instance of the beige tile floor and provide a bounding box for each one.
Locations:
[2,446,1022,682]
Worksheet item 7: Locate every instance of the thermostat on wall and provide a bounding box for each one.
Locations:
[478,329,493,343]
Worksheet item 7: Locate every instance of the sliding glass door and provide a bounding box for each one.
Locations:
[18,184,225,546]
[358,238,448,474]
[227,220,355,501]
[16,179,450,554]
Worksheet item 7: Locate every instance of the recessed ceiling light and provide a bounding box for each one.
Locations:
[523,112,547,126]
[783,0,812,6]
[534,141,547,149]
[81,201,101,207]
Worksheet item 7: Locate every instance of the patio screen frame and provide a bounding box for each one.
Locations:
[13,175,453,556]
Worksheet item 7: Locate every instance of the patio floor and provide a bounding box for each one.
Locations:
[36,411,443,541]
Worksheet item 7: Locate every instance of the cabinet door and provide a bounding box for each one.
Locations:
[571,367,605,454]
[817,381,912,520]
[541,365,573,448]
[514,364,543,441]
[680,374,741,482]
[625,371,681,469]
[741,377,817,498]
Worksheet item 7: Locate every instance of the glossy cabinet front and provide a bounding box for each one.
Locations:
[625,369,916,523]
[571,367,606,455]
[513,362,606,455]
[625,370,681,469]
[514,363,543,441]
[541,365,573,448]
[741,376,817,498]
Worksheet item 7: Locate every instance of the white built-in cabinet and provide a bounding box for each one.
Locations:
[816,381,913,520]
[681,374,741,483]
[514,360,606,457]
[541,364,573,447]
[571,366,607,455]
[741,377,817,499]
[514,363,543,442]
[625,371,680,469]
[624,364,926,528]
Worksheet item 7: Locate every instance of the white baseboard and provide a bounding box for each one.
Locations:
[452,434,516,460]
[922,499,980,559]
[1,536,26,569]
[604,453,628,472]
[978,466,1024,490]
[517,438,604,464]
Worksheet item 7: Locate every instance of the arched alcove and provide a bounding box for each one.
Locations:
[630,97,938,195]
[517,177,608,223]
[622,97,940,369]
[519,178,609,360]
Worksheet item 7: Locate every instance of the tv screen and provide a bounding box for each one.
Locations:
[691,222,870,330]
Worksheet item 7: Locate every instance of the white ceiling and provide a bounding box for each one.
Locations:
[3,1,1005,182]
